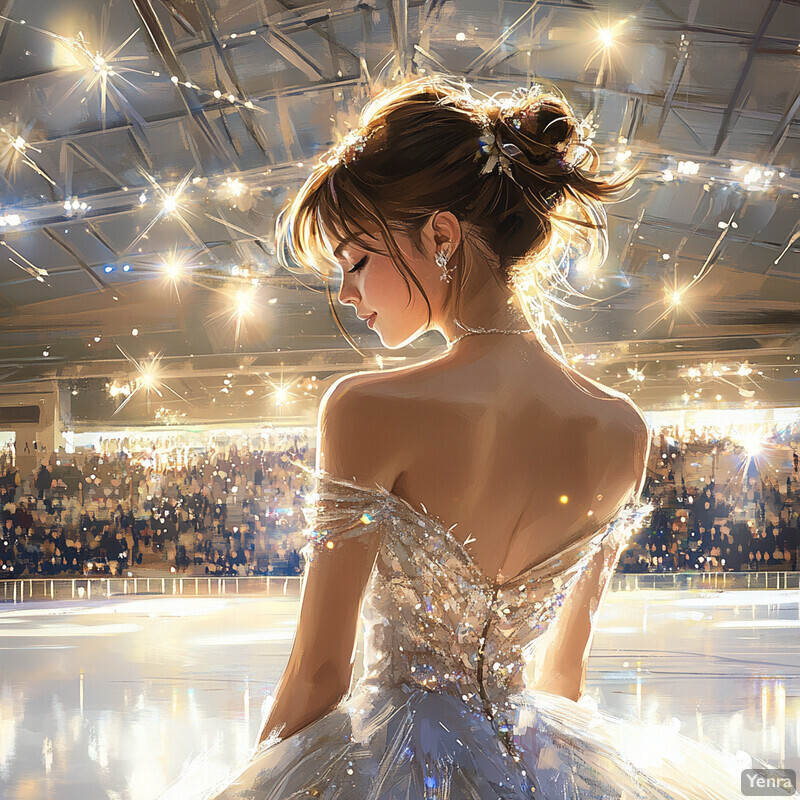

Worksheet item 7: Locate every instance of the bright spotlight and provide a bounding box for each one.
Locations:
[220,177,246,198]
[742,434,761,458]
[598,27,615,48]
[163,259,181,281]
[235,290,253,317]
[162,195,178,214]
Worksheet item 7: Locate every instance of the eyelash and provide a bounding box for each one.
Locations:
[347,256,367,274]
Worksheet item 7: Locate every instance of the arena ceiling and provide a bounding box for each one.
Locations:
[1,0,800,424]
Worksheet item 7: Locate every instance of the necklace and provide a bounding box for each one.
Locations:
[449,324,536,347]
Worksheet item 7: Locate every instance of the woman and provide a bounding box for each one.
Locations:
[206,77,770,799]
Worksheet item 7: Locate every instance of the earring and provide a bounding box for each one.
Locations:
[436,245,453,282]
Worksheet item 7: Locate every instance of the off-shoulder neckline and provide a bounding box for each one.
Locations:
[295,462,653,592]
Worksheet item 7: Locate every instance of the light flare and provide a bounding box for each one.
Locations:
[112,347,191,416]
[584,19,628,86]
[49,28,146,129]
[637,213,736,338]
[0,126,55,186]
[124,171,201,255]
[598,27,615,48]
[163,258,182,281]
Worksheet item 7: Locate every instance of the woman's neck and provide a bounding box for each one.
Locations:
[437,293,533,346]
[438,254,533,338]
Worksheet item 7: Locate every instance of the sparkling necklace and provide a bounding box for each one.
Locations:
[449,324,536,347]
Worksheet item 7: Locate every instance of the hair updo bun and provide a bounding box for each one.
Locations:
[278,75,635,351]
[491,95,577,170]
[472,86,631,275]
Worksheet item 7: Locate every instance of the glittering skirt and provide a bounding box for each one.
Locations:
[174,681,789,800]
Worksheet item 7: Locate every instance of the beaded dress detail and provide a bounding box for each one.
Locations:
[206,469,784,800]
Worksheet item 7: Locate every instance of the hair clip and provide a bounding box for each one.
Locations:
[557,143,588,173]
[321,129,370,168]
[479,126,523,178]
[542,188,564,210]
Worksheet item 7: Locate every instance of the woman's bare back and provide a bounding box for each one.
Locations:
[345,334,649,586]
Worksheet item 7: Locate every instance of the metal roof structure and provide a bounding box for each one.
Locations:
[1,0,800,423]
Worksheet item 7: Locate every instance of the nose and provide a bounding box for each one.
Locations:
[337,273,360,308]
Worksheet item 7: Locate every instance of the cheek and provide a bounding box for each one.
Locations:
[366,259,410,306]
[366,256,430,317]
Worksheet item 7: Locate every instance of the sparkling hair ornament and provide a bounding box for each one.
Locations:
[319,128,372,168]
[478,128,522,178]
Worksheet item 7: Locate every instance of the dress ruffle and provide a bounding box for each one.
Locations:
[205,684,533,799]
[196,684,784,800]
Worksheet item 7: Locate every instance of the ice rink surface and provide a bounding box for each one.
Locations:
[0,586,798,799]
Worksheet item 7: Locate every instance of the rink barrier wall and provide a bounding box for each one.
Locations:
[0,575,303,603]
[610,571,800,592]
[0,571,798,603]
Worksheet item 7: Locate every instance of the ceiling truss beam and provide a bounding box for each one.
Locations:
[711,0,783,156]
[129,0,236,168]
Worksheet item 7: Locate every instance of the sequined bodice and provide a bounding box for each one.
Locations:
[300,469,652,744]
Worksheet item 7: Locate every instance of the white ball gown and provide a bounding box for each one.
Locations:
[191,468,792,800]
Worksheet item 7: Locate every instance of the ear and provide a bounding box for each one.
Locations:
[427,211,462,253]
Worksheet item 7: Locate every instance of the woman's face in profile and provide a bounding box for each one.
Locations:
[332,230,447,350]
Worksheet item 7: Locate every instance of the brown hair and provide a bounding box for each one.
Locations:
[276,75,635,353]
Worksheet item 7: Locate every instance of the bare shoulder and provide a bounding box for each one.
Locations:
[316,370,405,488]
[558,357,648,440]
[590,386,650,499]
[552,357,650,494]
[319,368,405,417]
[599,386,649,447]
[319,370,379,410]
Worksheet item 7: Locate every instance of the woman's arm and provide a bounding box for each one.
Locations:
[256,529,381,745]
[529,542,614,701]
[257,378,395,746]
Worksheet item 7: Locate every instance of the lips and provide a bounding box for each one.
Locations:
[357,311,377,328]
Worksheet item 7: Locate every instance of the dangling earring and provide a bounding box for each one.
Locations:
[436,244,453,282]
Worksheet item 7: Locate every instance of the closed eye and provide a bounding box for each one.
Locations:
[347,255,368,274]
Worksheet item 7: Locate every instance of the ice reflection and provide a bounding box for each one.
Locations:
[590,588,800,779]
[0,622,140,636]
[0,686,17,777]
[0,595,297,800]
[0,589,796,799]
[195,630,295,647]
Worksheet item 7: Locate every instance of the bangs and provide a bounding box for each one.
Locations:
[276,164,392,281]
[275,165,338,281]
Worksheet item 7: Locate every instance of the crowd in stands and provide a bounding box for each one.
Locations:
[619,434,800,573]
[2,427,800,580]
[0,431,312,579]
